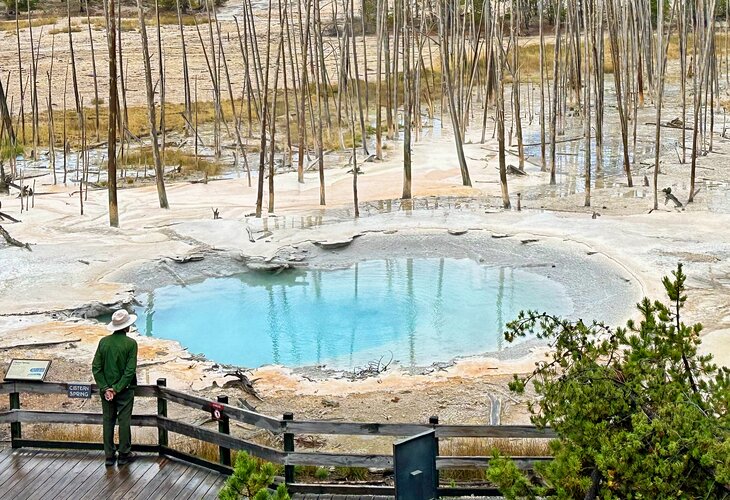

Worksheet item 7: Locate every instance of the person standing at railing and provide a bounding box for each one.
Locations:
[92,309,139,467]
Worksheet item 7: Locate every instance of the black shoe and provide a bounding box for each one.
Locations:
[105,454,117,467]
[117,452,136,466]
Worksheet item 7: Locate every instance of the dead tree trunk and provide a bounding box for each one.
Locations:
[549,1,562,186]
[176,0,193,135]
[495,3,510,208]
[297,0,312,184]
[439,0,472,187]
[156,0,166,167]
[107,0,120,227]
[402,0,412,199]
[84,0,100,141]
[137,0,169,209]
[582,0,592,207]
[606,0,633,188]
[511,0,524,169]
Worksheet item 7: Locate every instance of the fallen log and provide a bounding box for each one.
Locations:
[0,211,20,223]
[662,187,683,208]
[507,165,527,176]
[0,339,81,351]
[223,369,262,400]
[644,121,694,131]
[0,225,31,251]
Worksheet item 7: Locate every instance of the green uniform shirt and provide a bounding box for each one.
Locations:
[92,331,138,394]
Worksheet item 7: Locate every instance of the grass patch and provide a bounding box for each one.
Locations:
[440,437,552,482]
[34,100,216,148]
[314,467,329,480]
[121,146,223,175]
[82,12,200,31]
[0,16,57,31]
[48,24,82,35]
[82,16,138,31]
[0,139,24,160]
[25,423,157,446]
[333,466,369,481]
[157,12,203,26]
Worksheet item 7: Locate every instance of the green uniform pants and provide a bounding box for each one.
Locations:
[101,388,134,458]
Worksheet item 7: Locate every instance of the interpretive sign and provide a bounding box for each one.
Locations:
[4,359,52,382]
[67,383,92,399]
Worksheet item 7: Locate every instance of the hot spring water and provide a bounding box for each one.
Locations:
[134,258,573,369]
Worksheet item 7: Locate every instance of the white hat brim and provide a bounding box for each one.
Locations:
[107,314,138,332]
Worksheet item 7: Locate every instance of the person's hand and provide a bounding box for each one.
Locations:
[104,389,116,401]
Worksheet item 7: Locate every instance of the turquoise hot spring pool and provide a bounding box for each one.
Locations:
[134,258,574,370]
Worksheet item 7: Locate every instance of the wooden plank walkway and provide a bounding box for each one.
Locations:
[0,447,226,500]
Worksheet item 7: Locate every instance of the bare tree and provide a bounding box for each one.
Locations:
[438,0,472,187]
[107,0,120,227]
[137,0,169,209]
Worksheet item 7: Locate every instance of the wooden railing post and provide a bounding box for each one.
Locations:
[217,395,231,467]
[430,415,439,488]
[157,378,168,455]
[9,391,20,449]
[283,412,295,484]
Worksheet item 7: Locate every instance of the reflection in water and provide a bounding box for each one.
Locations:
[144,291,155,337]
[431,259,446,342]
[496,267,505,351]
[406,259,416,366]
[135,259,573,369]
[267,287,280,364]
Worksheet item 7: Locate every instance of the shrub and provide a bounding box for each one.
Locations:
[334,466,368,481]
[218,452,289,500]
[3,0,36,13]
[314,467,329,480]
[488,264,730,499]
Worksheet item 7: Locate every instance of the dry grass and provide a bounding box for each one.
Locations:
[82,13,200,31]
[0,139,24,161]
[168,434,223,462]
[33,99,234,148]
[157,12,204,26]
[513,32,730,82]
[26,423,157,446]
[0,16,58,31]
[439,437,553,482]
[122,146,223,176]
[24,423,552,486]
[48,25,82,35]
[25,423,255,467]
[82,17,138,32]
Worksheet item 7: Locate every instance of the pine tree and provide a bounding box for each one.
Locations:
[218,452,290,500]
[488,264,730,499]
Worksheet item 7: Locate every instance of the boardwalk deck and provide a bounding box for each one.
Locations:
[0,447,226,500]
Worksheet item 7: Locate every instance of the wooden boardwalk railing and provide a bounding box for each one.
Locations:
[0,380,554,496]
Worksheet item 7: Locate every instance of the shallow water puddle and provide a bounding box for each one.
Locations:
[135,258,573,370]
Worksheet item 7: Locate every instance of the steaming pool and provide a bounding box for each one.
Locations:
[133,257,590,370]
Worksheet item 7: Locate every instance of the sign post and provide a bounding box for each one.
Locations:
[210,402,224,421]
[3,359,51,449]
[67,383,92,399]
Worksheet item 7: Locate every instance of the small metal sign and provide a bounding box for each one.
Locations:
[67,383,92,399]
[210,402,224,421]
[394,430,438,500]
[4,359,52,382]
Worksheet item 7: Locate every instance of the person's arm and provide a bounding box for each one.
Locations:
[92,341,109,391]
[112,341,138,393]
